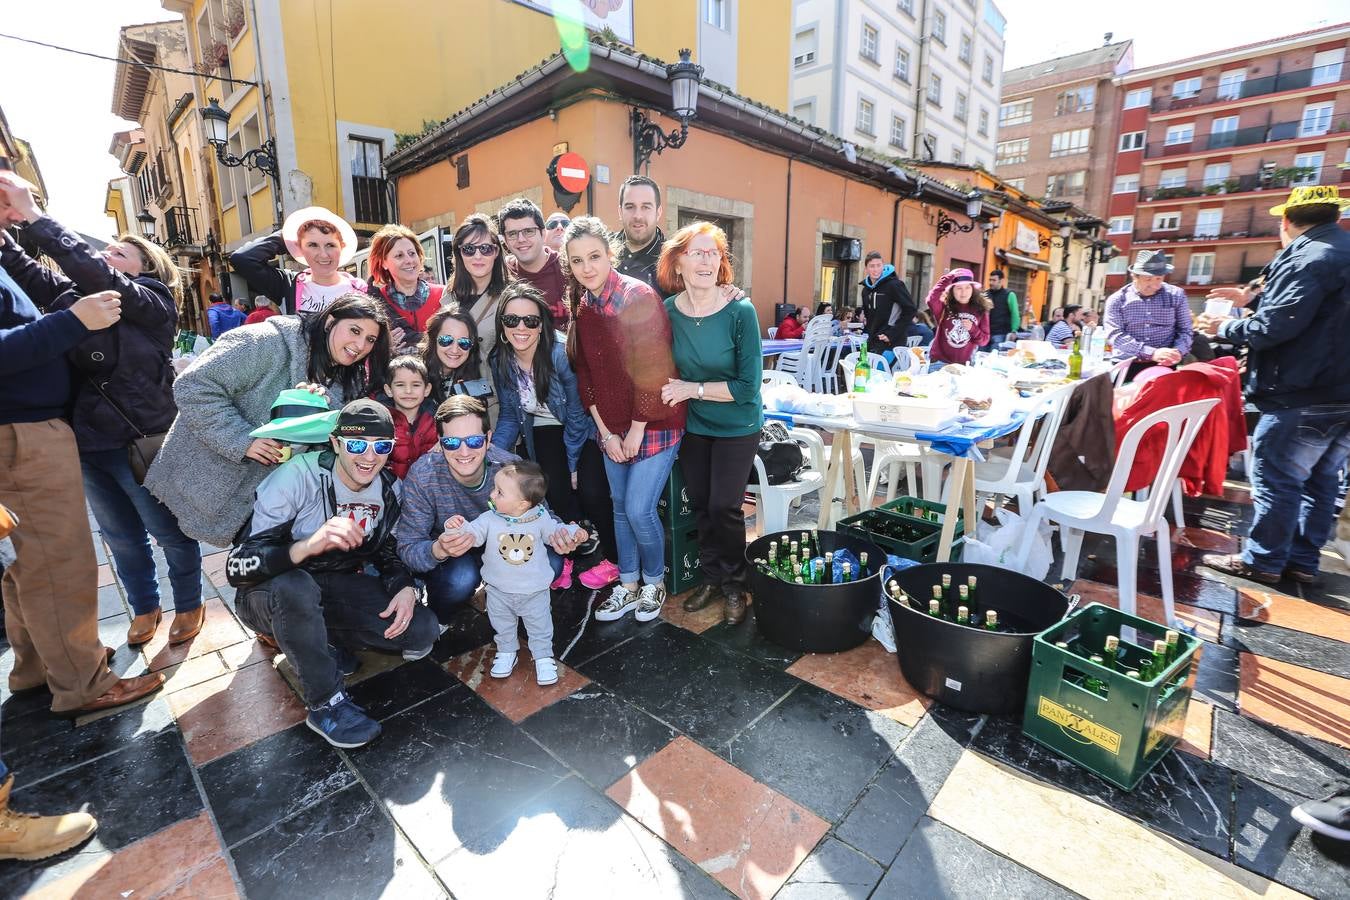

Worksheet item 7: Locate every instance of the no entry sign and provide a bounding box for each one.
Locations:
[548,152,590,194]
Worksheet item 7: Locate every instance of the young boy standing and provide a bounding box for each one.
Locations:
[382,356,438,479]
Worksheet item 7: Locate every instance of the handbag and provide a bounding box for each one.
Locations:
[749,420,805,486]
[89,380,167,485]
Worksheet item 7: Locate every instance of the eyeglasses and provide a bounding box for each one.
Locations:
[504,227,540,241]
[343,439,394,455]
[458,243,499,257]
[545,219,569,230]
[501,314,542,329]
[437,335,475,350]
[683,249,722,263]
[439,435,487,451]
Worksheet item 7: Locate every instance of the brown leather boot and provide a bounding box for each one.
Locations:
[723,586,748,626]
[0,775,98,861]
[59,672,166,718]
[126,610,161,646]
[682,583,723,612]
[168,606,206,645]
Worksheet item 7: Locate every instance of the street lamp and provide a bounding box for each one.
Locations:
[201,98,279,181]
[632,49,705,173]
[935,190,983,245]
[136,209,158,241]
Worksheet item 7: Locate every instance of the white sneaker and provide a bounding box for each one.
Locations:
[595,585,638,621]
[490,651,517,678]
[633,583,667,622]
[535,657,559,686]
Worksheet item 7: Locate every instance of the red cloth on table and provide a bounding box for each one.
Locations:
[1113,361,1244,496]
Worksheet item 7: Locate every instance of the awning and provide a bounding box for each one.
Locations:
[997,249,1050,271]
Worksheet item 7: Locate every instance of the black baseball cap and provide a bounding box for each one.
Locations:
[334,399,395,439]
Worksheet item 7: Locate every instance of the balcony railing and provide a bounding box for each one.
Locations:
[1137,164,1339,202]
[1144,113,1349,158]
[163,206,199,250]
[1132,206,1279,245]
[1150,64,1341,113]
[352,175,388,225]
[1179,263,1273,288]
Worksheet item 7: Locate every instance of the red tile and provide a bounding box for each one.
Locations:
[1069,580,1221,642]
[445,645,587,723]
[168,662,306,765]
[1239,653,1350,750]
[143,599,250,672]
[608,736,828,900]
[1237,588,1350,643]
[201,550,230,587]
[786,641,930,727]
[1178,700,1213,759]
[661,590,727,634]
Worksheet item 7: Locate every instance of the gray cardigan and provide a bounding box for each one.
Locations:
[145,315,345,547]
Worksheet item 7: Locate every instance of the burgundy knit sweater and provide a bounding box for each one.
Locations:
[573,270,686,438]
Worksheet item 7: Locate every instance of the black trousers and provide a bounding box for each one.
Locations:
[530,425,616,560]
[678,431,759,588]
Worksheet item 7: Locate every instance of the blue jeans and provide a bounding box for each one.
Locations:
[80,448,202,616]
[602,443,680,585]
[907,323,934,343]
[1245,403,1350,574]
[422,547,562,623]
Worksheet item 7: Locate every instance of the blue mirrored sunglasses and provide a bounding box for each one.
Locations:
[437,335,475,350]
[439,435,487,451]
[343,439,394,455]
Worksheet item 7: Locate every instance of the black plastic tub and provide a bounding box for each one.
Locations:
[889,562,1072,715]
[745,530,886,653]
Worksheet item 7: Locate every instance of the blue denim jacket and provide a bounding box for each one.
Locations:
[1219,222,1350,410]
[490,341,595,471]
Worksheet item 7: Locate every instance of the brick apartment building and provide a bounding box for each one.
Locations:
[1104,23,1350,305]
[995,39,1134,219]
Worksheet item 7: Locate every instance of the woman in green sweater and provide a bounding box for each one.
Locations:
[657,222,762,625]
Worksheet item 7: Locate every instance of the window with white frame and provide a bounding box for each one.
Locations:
[1194,209,1223,238]
[1293,151,1324,185]
[927,72,942,105]
[705,0,728,29]
[996,138,1029,166]
[1004,177,1026,191]
[1055,85,1095,116]
[955,92,968,121]
[1301,102,1334,137]
[792,101,814,124]
[857,97,875,134]
[953,147,963,164]
[898,0,915,15]
[861,23,878,62]
[1045,170,1086,198]
[1187,253,1215,284]
[1122,87,1152,109]
[959,31,973,64]
[1113,174,1139,194]
[923,133,937,160]
[1109,215,1134,235]
[890,114,907,149]
[1153,212,1181,231]
[1203,162,1231,187]
[983,53,994,83]
[894,45,910,81]
[1312,49,1345,86]
[1160,168,1188,188]
[793,28,817,67]
[1165,123,1195,145]
[1171,76,1201,98]
[1000,99,1032,126]
[1050,128,1091,157]
[1217,69,1246,100]
[933,9,946,43]
[977,107,989,136]
[1119,131,1145,151]
[1211,115,1238,135]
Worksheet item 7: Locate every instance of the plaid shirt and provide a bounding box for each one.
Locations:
[1103,281,1193,360]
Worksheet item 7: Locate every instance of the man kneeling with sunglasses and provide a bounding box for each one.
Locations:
[226,399,439,748]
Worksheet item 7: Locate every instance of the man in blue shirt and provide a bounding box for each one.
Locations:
[206,292,245,338]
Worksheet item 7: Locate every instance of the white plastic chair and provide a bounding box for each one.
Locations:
[906,335,925,348]
[973,389,1070,514]
[840,352,925,502]
[1016,398,1220,626]
[761,369,799,390]
[767,327,779,339]
[746,426,828,534]
[796,317,838,392]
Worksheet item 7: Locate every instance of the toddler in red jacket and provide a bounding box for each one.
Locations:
[381,356,439,479]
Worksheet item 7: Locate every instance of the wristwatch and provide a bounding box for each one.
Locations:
[697,383,705,400]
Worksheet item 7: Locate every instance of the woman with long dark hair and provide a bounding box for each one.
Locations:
[447,214,508,358]
[419,305,495,416]
[490,283,618,588]
[146,293,393,548]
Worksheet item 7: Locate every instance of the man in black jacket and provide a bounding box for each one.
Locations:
[227,399,439,748]
[859,251,916,350]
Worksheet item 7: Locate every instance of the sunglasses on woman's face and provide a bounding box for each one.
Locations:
[437,335,475,350]
[343,439,394,456]
[439,435,487,451]
[501,314,541,329]
[458,243,498,257]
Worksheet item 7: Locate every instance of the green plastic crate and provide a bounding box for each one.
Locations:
[657,464,697,530]
[879,497,966,538]
[1022,603,1201,791]
[664,524,702,595]
[837,507,963,563]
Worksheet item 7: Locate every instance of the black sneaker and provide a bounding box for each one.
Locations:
[306,690,381,749]
[1293,786,1350,841]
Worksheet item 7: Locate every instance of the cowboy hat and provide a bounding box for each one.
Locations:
[1128,249,1173,276]
[282,206,358,267]
[1268,184,1350,217]
[250,388,340,443]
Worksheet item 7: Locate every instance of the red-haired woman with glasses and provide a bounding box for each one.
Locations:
[366,224,443,353]
[656,222,762,625]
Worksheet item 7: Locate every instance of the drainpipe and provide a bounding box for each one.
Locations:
[831,0,847,135]
[783,157,794,303]
[913,0,930,155]
[890,193,902,268]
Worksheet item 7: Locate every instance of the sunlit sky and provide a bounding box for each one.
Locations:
[4,0,1347,238]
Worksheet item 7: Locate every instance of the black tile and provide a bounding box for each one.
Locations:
[551,590,658,667]
[699,604,804,670]
[350,685,565,865]
[200,723,357,847]
[230,783,443,899]
[520,685,676,789]
[2,697,174,786]
[427,606,496,663]
[434,775,728,898]
[1192,561,1304,599]
[1302,570,1350,613]
[1233,775,1350,897]
[972,715,1233,858]
[727,683,907,822]
[1211,709,1350,800]
[777,836,883,899]
[578,622,800,748]
[347,657,458,721]
[873,817,1078,900]
[1191,641,1240,713]
[1182,496,1254,534]
[834,706,979,866]
[1075,558,1237,615]
[1222,620,1350,678]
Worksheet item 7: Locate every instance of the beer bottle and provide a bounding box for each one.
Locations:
[858,552,869,577]
[928,598,942,617]
[956,605,970,625]
[941,573,952,606]
[1151,639,1168,673]
[958,585,969,607]
[854,339,871,393]
[1165,630,1180,664]
[842,562,854,582]
[984,610,998,631]
[931,584,944,615]
[1103,635,1120,671]
[1086,656,1107,694]
[823,552,834,583]
[966,575,978,606]
[1068,335,1083,380]
[1138,659,1154,682]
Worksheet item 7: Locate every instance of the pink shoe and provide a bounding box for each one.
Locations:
[579,560,620,590]
[551,557,574,590]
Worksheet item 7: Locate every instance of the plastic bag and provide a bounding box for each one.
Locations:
[961,507,1053,581]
